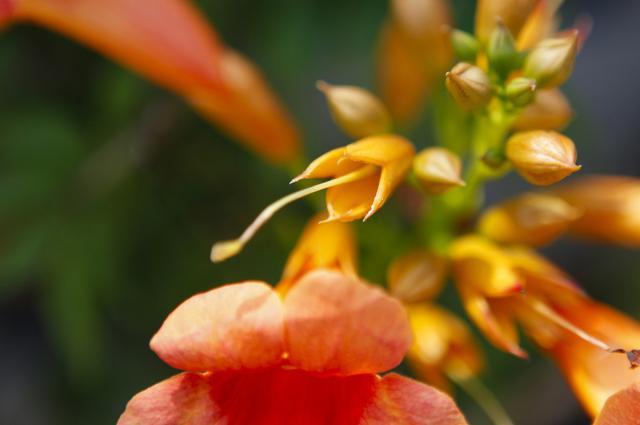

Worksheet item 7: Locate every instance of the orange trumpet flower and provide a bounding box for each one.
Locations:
[118,269,468,424]
[451,236,640,417]
[546,301,640,417]
[211,135,415,262]
[0,0,300,163]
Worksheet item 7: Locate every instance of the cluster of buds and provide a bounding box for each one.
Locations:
[205,2,640,423]
[442,0,583,187]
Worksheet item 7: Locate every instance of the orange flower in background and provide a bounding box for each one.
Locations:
[118,269,468,425]
[546,301,640,417]
[475,0,540,44]
[555,175,640,247]
[0,0,300,163]
[377,0,452,124]
[451,237,640,417]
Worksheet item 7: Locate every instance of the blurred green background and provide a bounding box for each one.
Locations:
[1,1,639,424]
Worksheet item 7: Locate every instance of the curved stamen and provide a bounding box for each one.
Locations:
[211,165,378,262]
[527,298,640,368]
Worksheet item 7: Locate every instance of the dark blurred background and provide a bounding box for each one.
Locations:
[1,0,639,424]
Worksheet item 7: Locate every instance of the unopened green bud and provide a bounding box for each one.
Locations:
[487,20,519,79]
[523,31,578,88]
[445,62,493,111]
[505,77,537,107]
[451,29,479,62]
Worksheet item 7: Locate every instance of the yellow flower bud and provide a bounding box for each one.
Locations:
[450,235,521,297]
[317,81,392,138]
[506,130,581,186]
[413,147,465,194]
[407,304,484,391]
[387,250,447,302]
[445,62,492,111]
[281,213,358,286]
[514,88,573,131]
[524,31,579,88]
[555,175,640,247]
[479,193,582,246]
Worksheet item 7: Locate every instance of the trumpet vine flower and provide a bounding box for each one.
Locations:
[211,135,415,262]
[118,269,468,425]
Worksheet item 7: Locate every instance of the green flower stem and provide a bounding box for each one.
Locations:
[422,100,516,252]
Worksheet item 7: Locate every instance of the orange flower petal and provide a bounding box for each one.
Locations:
[594,383,640,425]
[361,373,468,424]
[284,269,411,375]
[118,373,221,425]
[7,0,299,163]
[150,282,285,372]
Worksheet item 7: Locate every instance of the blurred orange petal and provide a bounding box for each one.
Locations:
[6,0,299,163]
[361,373,468,424]
[475,0,539,44]
[594,383,640,425]
[377,22,430,124]
[284,269,412,375]
[280,214,358,286]
[516,0,563,50]
[555,175,640,247]
[150,282,285,372]
[549,301,640,417]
